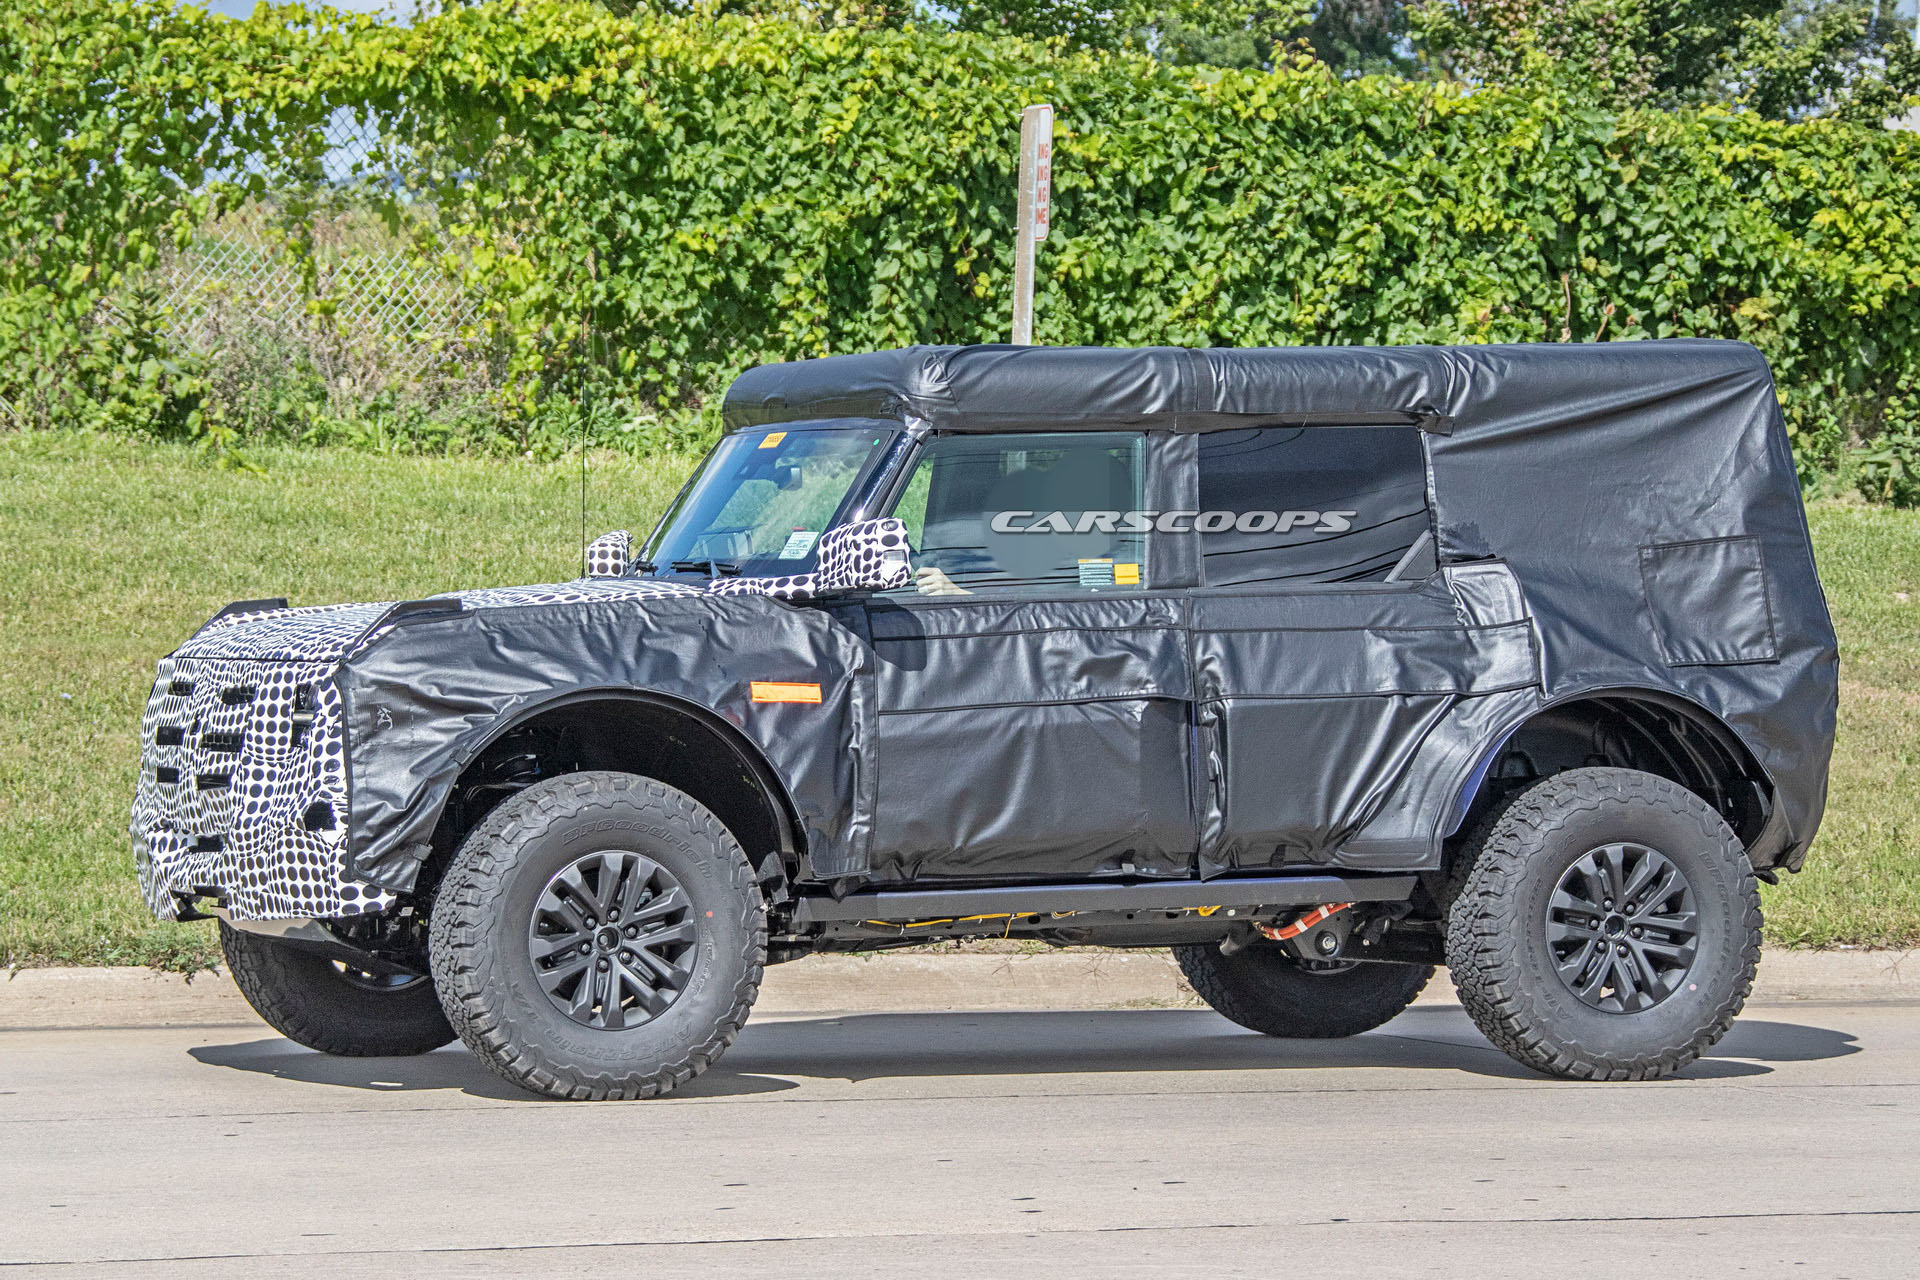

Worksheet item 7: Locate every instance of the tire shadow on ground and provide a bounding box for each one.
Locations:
[185,1007,1859,1099]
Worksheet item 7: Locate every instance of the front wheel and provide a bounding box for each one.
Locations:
[1446,767,1762,1081]
[1175,942,1434,1038]
[429,771,765,1101]
[220,923,455,1057]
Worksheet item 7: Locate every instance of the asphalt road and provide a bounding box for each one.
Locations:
[3,999,1917,1278]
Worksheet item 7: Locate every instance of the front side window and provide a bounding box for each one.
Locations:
[644,425,897,575]
[1196,427,1433,587]
[888,432,1148,593]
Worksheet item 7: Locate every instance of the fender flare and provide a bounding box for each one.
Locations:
[349,683,804,887]
[1436,683,1779,846]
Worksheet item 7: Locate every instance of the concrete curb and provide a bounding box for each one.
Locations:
[3,947,1916,1031]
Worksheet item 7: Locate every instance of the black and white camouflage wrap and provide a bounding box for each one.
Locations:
[131,520,909,922]
[707,519,911,601]
[584,529,632,577]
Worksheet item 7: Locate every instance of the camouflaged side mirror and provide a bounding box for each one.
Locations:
[703,518,912,603]
[584,530,633,578]
[812,518,912,594]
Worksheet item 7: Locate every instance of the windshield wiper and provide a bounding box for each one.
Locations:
[671,558,741,577]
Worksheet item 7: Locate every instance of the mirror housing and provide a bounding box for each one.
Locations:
[705,519,911,602]
[813,518,913,594]
[584,530,632,578]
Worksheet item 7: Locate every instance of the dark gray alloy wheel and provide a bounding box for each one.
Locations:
[1175,941,1434,1038]
[1545,841,1701,1014]
[429,771,765,1101]
[526,849,698,1030]
[220,921,456,1057]
[1446,766,1761,1081]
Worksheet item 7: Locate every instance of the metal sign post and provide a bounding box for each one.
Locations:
[1011,103,1053,346]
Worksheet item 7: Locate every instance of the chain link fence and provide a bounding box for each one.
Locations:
[152,114,487,405]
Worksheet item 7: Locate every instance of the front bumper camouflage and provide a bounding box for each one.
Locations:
[130,650,396,922]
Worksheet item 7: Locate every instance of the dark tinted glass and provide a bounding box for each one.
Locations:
[1196,427,1432,587]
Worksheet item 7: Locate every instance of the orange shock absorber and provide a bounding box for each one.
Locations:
[1258,902,1353,942]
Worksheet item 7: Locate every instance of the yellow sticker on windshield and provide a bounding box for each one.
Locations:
[758,431,787,449]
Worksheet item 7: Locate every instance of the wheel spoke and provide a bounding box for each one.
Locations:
[1551,885,1598,914]
[1608,947,1640,1004]
[1556,938,1603,989]
[630,885,688,926]
[551,866,599,929]
[536,952,591,995]
[567,966,600,1020]
[1627,942,1676,997]
[627,972,672,1018]
[633,947,691,991]
[599,965,628,1031]
[1547,914,1603,944]
[1637,863,1680,914]
[591,854,623,919]
[1619,850,1662,905]
[1597,844,1628,903]
[637,919,697,950]
[531,932,588,965]
[1637,934,1697,964]
[1639,908,1697,938]
[616,856,660,920]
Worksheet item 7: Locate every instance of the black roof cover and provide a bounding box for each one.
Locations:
[725,340,1763,435]
[726,341,1839,859]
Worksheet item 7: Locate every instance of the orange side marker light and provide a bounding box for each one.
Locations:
[750,681,822,704]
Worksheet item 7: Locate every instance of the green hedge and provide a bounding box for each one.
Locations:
[6,0,1920,487]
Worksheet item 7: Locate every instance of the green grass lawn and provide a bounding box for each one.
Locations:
[2,431,1915,969]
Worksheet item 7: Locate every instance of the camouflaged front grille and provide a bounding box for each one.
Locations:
[130,655,395,922]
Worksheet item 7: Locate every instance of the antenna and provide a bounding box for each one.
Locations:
[580,374,589,578]
[581,252,598,579]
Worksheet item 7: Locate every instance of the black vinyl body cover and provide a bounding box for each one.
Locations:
[320,339,1832,898]
[725,341,1838,875]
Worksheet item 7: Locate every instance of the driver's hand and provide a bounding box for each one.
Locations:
[914,566,971,596]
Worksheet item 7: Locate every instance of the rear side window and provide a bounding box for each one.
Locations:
[1196,427,1433,587]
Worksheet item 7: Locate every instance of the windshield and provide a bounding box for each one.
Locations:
[643,425,898,574]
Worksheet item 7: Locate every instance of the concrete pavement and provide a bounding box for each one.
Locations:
[3,992,1917,1277]
[5,946,1917,1028]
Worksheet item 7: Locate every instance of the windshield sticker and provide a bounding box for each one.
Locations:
[757,431,788,449]
[778,530,820,559]
[1074,560,1142,587]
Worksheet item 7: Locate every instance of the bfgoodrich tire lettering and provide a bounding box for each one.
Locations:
[1174,944,1433,1038]
[1446,767,1762,1081]
[428,771,765,1101]
[220,923,456,1057]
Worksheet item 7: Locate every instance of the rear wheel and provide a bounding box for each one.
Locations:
[1446,767,1761,1081]
[220,923,455,1057]
[1175,943,1434,1038]
[429,771,765,1101]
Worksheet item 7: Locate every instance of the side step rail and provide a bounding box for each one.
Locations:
[791,873,1417,926]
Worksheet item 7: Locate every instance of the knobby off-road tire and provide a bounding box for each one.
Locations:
[1446,767,1762,1081]
[220,922,456,1057]
[428,771,765,1101]
[1174,943,1434,1038]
